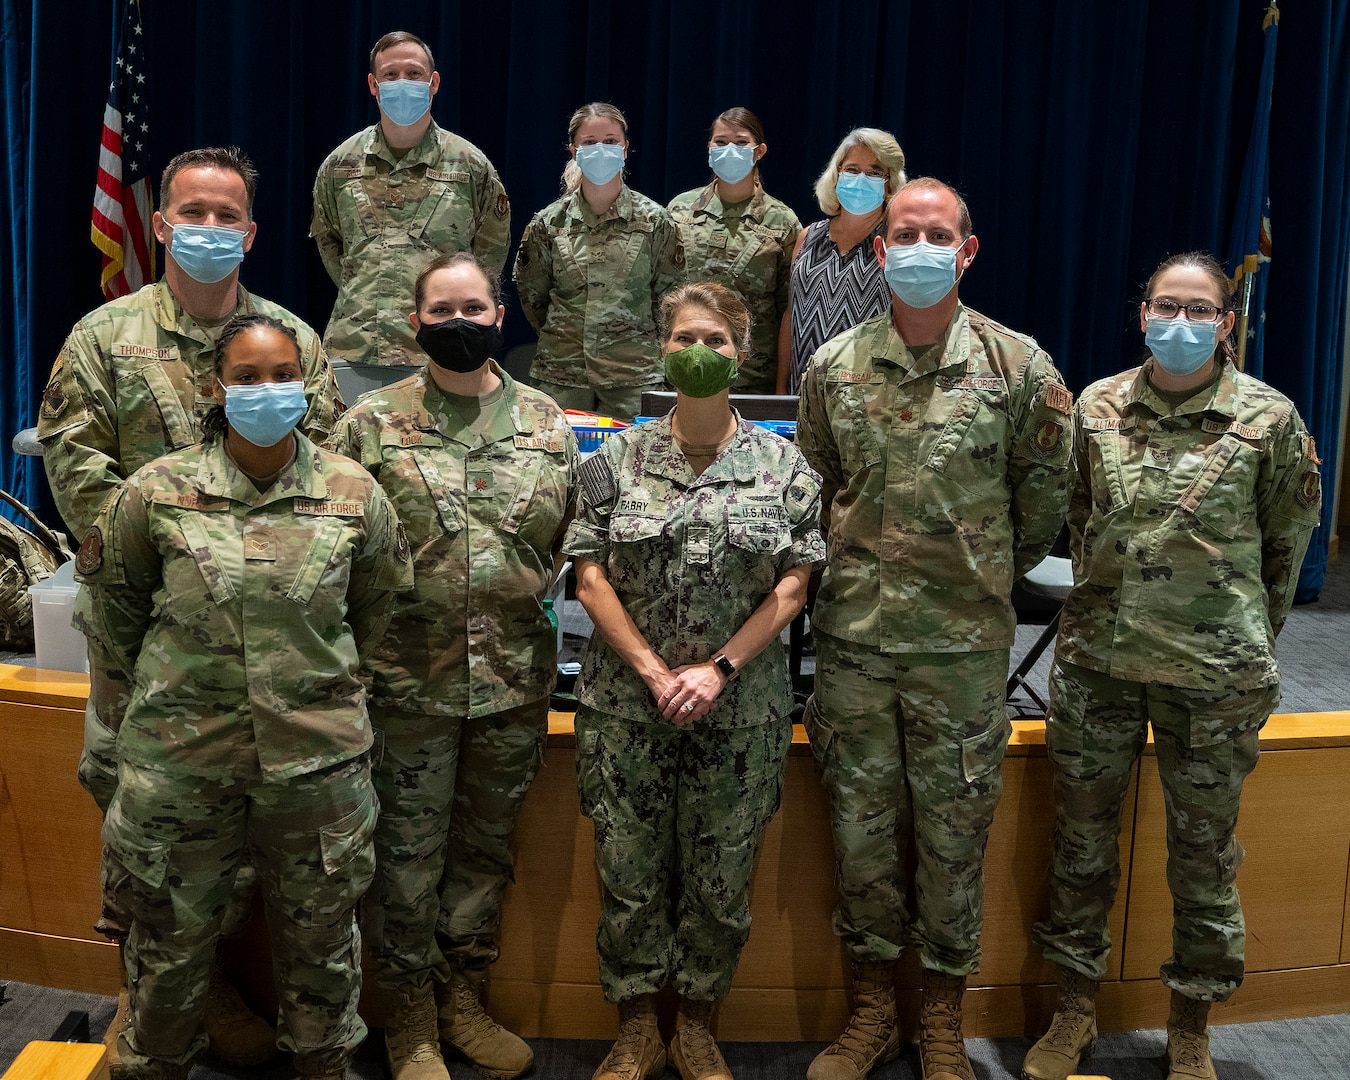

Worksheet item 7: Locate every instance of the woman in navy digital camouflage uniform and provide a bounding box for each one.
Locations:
[565,283,825,1080]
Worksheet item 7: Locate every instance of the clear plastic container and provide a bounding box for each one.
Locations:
[28,560,88,673]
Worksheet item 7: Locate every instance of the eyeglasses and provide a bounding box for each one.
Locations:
[1145,298,1226,322]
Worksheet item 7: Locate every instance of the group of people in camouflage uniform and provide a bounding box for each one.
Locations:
[31,24,1323,1080]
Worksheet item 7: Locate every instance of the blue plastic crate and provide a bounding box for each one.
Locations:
[572,425,619,453]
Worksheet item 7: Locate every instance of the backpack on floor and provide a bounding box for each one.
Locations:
[0,489,74,649]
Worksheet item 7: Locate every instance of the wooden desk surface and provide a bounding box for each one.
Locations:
[1,1042,108,1080]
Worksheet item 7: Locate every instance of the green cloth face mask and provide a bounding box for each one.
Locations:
[664,343,740,398]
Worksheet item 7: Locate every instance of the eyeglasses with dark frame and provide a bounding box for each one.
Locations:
[1145,298,1227,323]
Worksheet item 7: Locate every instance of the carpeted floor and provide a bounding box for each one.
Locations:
[2,977,1349,1078]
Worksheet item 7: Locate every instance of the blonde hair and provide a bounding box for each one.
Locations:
[659,282,752,354]
[814,127,907,215]
[561,102,628,195]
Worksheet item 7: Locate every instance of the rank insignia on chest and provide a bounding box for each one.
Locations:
[468,471,494,497]
[1034,419,1064,455]
[686,522,711,565]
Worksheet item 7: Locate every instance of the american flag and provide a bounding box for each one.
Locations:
[91,0,154,300]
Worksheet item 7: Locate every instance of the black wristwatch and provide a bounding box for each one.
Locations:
[712,654,737,680]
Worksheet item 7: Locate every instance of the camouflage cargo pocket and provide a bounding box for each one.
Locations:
[575,724,603,821]
[961,718,1011,783]
[833,807,898,895]
[102,794,172,891]
[319,792,377,877]
[801,693,833,775]
[1217,834,1245,886]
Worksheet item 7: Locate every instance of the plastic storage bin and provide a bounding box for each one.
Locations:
[29,560,88,673]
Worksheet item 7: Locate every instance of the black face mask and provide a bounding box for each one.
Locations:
[415,317,504,372]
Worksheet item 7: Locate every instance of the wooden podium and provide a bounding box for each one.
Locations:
[3,662,1349,1040]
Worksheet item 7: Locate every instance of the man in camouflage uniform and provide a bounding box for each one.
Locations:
[513,183,682,422]
[328,354,578,1080]
[563,411,824,1080]
[78,416,412,1080]
[310,31,510,399]
[36,145,343,1068]
[1024,300,1322,1080]
[667,183,800,395]
[796,178,1073,1080]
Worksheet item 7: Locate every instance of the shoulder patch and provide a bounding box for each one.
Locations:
[1043,382,1073,415]
[395,522,410,562]
[1034,419,1065,456]
[1307,435,1321,464]
[76,527,103,575]
[41,379,67,420]
[1297,467,1322,510]
[495,192,510,219]
[577,452,617,509]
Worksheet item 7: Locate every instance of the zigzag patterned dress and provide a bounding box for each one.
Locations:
[786,217,891,393]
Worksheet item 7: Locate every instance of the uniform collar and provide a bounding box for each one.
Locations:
[873,302,973,382]
[641,409,758,486]
[413,360,531,448]
[689,179,765,221]
[568,183,634,226]
[152,277,254,345]
[1128,357,1239,420]
[364,118,442,169]
[197,432,327,505]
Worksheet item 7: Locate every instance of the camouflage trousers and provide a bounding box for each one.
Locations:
[532,379,653,424]
[366,700,547,992]
[104,755,376,1070]
[805,633,1011,974]
[575,705,789,1003]
[1034,660,1275,1001]
[78,642,255,941]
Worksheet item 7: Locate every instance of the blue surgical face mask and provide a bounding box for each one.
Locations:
[574,142,626,186]
[708,144,756,185]
[220,380,308,447]
[166,222,247,284]
[883,239,968,309]
[378,78,432,126]
[835,172,886,216]
[1145,317,1219,376]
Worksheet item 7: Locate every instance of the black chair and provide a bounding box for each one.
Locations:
[1006,532,1074,714]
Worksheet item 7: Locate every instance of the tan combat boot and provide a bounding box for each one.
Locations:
[111,1037,189,1080]
[917,970,975,1080]
[383,983,451,1080]
[592,994,666,1080]
[1021,966,1099,1080]
[104,984,134,1079]
[1166,992,1218,1080]
[806,960,901,1080]
[204,967,277,1066]
[436,968,534,1078]
[669,997,732,1080]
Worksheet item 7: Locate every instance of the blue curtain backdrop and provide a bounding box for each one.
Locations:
[2,0,1347,596]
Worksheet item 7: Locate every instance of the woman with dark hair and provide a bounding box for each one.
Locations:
[1023,253,1322,1080]
[565,283,824,1080]
[513,102,683,421]
[77,313,412,1080]
[329,252,578,1080]
[668,107,801,394]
